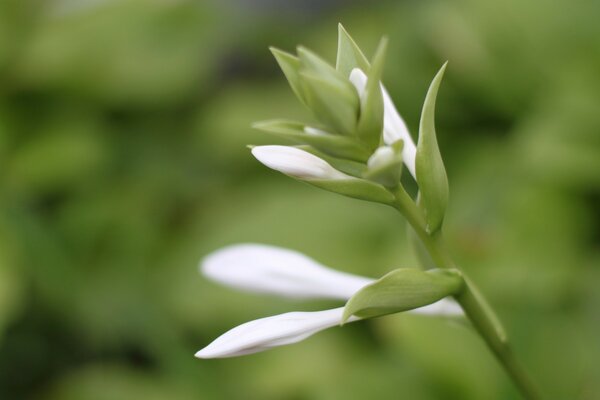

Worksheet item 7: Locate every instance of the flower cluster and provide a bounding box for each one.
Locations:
[196,25,459,359]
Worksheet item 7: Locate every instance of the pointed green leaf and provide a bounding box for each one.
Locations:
[336,23,370,77]
[253,120,370,162]
[356,37,387,150]
[416,63,449,234]
[342,268,463,323]
[300,72,359,136]
[270,47,307,105]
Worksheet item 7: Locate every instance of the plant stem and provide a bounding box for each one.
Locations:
[391,187,542,400]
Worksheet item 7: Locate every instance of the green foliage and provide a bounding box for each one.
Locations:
[342,268,463,323]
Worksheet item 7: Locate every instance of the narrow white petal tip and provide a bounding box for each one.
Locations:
[194,348,213,359]
[251,145,348,180]
[201,243,373,300]
[195,308,348,359]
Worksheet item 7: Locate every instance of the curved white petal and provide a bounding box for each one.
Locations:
[201,243,373,300]
[349,68,417,179]
[251,145,350,180]
[195,307,356,358]
[195,300,462,358]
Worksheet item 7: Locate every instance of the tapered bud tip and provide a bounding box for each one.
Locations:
[194,348,212,359]
[251,145,349,180]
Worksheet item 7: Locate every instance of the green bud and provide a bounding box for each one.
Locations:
[299,71,359,136]
[355,38,387,150]
[416,63,449,234]
[363,141,404,187]
[342,267,464,323]
[336,23,370,77]
[252,119,370,162]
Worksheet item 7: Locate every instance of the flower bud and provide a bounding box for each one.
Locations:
[251,145,350,180]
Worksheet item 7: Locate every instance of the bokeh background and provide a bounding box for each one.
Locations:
[1,0,599,399]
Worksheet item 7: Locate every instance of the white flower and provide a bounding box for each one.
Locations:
[251,145,350,180]
[196,244,462,359]
[195,307,356,358]
[202,244,371,300]
[349,68,417,179]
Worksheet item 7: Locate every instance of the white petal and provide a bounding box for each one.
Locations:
[195,307,356,358]
[349,68,417,179]
[201,243,373,300]
[251,145,350,180]
[409,298,463,316]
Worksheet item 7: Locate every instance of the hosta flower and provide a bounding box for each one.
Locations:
[196,244,462,359]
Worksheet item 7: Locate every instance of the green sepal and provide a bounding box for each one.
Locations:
[342,267,464,323]
[336,23,370,77]
[297,46,342,82]
[416,62,449,234]
[363,141,404,187]
[270,47,307,106]
[356,37,387,151]
[299,71,359,136]
[252,120,370,162]
[308,177,395,204]
[297,145,367,177]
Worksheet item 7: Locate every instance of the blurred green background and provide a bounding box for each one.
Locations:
[1,0,599,399]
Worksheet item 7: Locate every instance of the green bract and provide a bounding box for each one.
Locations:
[356,38,387,150]
[300,71,359,136]
[336,24,370,76]
[342,268,464,323]
[270,47,307,106]
[416,63,449,234]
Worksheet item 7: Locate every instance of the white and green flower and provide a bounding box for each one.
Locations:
[196,244,461,359]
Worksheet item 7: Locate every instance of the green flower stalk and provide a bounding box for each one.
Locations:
[198,24,542,400]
